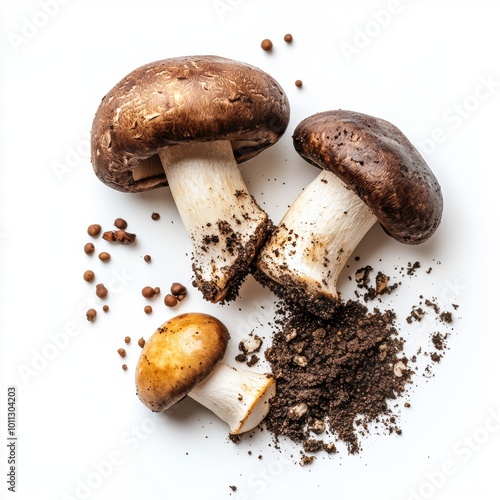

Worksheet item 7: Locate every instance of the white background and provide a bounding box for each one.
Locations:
[1,1,499,499]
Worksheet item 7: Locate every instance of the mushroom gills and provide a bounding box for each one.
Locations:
[255,169,378,310]
[188,363,276,435]
[157,140,271,302]
[132,155,164,181]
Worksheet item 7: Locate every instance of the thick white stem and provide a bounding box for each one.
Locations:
[157,141,270,303]
[188,363,276,435]
[255,169,377,311]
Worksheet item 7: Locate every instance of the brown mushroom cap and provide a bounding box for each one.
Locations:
[91,55,290,193]
[293,110,443,244]
[135,312,230,412]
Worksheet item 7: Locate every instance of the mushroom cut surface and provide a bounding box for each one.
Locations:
[91,55,290,193]
[293,110,443,244]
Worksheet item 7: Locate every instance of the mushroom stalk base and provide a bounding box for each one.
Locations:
[188,363,276,435]
[158,141,272,303]
[254,169,377,318]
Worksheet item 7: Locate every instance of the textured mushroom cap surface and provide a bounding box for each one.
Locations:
[135,313,230,412]
[91,55,290,192]
[293,110,443,244]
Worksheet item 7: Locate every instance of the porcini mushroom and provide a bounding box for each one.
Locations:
[253,110,443,318]
[91,56,289,303]
[135,312,276,435]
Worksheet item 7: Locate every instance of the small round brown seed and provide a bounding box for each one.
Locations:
[84,243,95,255]
[143,255,152,263]
[102,305,109,313]
[144,305,153,315]
[124,336,131,344]
[138,337,146,348]
[86,309,97,321]
[117,348,126,358]
[164,294,178,307]
[114,218,128,230]
[142,286,155,299]
[98,252,111,262]
[261,39,273,51]
[295,79,303,88]
[151,212,160,221]
[170,282,187,296]
[87,224,101,237]
[154,287,161,295]
[284,33,293,43]
[122,364,128,371]
[96,283,108,299]
[83,270,95,282]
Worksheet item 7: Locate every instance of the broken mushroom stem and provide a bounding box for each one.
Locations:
[188,362,275,435]
[136,312,275,435]
[134,140,271,303]
[256,169,377,313]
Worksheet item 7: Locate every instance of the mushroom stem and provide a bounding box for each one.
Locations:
[157,140,271,303]
[254,169,378,318]
[188,363,276,435]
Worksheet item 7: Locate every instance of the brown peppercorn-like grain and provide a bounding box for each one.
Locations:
[114,218,128,230]
[114,229,136,245]
[98,252,111,262]
[102,305,109,312]
[143,255,152,263]
[122,364,128,371]
[117,348,126,358]
[261,39,273,51]
[142,286,155,299]
[124,336,131,344]
[164,294,178,308]
[102,230,116,242]
[295,79,303,88]
[87,224,101,237]
[170,282,187,297]
[86,309,97,321]
[83,270,95,282]
[144,305,153,315]
[84,243,95,255]
[151,212,160,221]
[284,33,293,43]
[95,283,108,298]
[138,337,146,348]
[154,287,161,295]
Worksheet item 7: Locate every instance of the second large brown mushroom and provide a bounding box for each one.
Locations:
[253,110,443,318]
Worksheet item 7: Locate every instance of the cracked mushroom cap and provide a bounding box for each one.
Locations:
[135,313,230,412]
[293,110,443,244]
[91,55,290,193]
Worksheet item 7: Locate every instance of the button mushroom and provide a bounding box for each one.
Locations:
[253,110,443,318]
[135,312,276,435]
[91,56,290,303]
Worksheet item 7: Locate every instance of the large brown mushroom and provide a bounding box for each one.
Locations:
[254,110,443,318]
[91,56,290,303]
[135,312,276,435]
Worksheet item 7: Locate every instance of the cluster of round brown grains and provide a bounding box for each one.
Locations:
[116,335,147,371]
